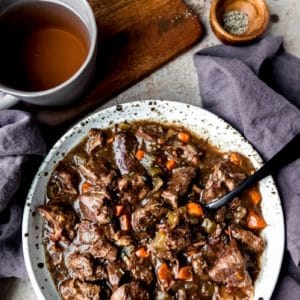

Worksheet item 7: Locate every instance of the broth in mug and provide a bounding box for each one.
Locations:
[0,1,90,91]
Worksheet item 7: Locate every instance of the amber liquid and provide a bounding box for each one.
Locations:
[0,1,90,91]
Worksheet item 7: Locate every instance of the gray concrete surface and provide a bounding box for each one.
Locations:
[1,0,299,299]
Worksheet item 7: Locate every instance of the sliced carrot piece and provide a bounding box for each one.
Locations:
[81,181,92,193]
[247,209,267,230]
[115,205,124,217]
[248,188,262,206]
[178,132,190,143]
[166,159,176,171]
[135,247,149,258]
[135,149,145,160]
[157,263,172,283]
[107,136,114,144]
[177,266,193,281]
[119,214,131,231]
[187,202,203,217]
[230,152,242,165]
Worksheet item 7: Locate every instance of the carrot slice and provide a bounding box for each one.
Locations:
[107,136,115,144]
[187,202,203,217]
[115,205,124,217]
[135,149,145,160]
[135,247,149,258]
[177,266,193,281]
[178,132,190,143]
[248,188,262,206]
[157,263,172,283]
[81,181,92,193]
[230,152,242,165]
[166,159,176,171]
[119,214,131,231]
[247,209,267,230]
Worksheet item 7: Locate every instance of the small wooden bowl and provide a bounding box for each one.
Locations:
[210,0,270,45]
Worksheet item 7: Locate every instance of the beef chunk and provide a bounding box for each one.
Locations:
[214,206,227,226]
[107,262,125,290]
[189,252,209,281]
[203,159,247,204]
[100,221,132,246]
[131,264,153,285]
[110,281,149,300]
[113,133,145,175]
[131,203,166,232]
[165,226,191,251]
[78,220,102,244]
[79,158,116,187]
[37,204,76,243]
[136,124,164,142]
[118,173,149,203]
[176,143,201,166]
[60,278,100,300]
[80,192,112,225]
[66,253,94,281]
[89,238,117,261]
[209,240,252,289]
[66,252,107,282]
[54,166,79,195]
[164,142,201,167]
[231,226,264,252]
[87,128,104,154]
[229,197,242,211]
[162,167,196,208]
[126,256,154,285]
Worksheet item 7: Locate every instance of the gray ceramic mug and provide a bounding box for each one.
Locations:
[0,0,97,109]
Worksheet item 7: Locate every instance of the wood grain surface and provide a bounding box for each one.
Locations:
[31,0,204,126]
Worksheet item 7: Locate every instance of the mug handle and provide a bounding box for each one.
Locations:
[0,92,20,110]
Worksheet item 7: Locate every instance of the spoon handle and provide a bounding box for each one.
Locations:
[205,133,300,210]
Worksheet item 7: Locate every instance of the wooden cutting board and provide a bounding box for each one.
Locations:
[32,0,204,126]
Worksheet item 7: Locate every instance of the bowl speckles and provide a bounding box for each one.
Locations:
[22,100,284,300]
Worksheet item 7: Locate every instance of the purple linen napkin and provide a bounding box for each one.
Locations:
[194,35,300,299]
[0,110,46,278]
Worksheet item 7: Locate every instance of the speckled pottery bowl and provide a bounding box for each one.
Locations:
[22,100,284,300]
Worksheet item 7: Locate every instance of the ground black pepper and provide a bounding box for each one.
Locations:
[223,10,249,35]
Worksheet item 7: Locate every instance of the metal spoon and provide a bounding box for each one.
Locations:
[205,133,300,210]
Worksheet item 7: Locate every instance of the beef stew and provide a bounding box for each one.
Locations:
[38,121,266,299]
